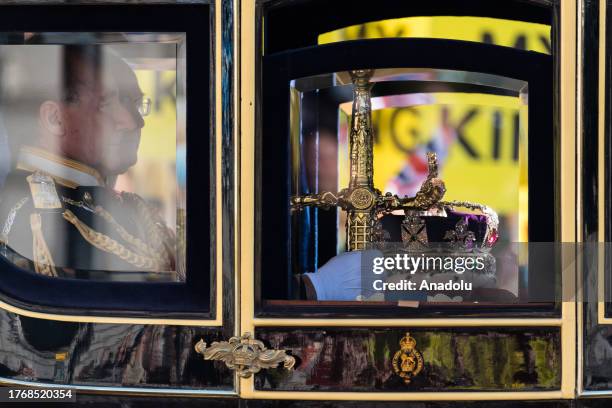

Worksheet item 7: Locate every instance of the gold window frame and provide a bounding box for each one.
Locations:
[596,0,611,327]
[577,0,607,397]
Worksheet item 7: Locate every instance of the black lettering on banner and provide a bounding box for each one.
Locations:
[482,32,495,45]
[445,107,480,159]
[492,110,502,160]
[356,23,367,40]
[389,107,421,153]
[513,112,520,161]
[481,31,531,51]
[513,35,527,50]
[375,23,407,39]
[539,34,552,54]
[387,106,524,162]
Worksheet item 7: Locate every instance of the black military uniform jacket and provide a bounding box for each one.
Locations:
[0,147,176,281]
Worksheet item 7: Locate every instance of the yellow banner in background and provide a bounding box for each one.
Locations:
[135,70,177,160]
[376,94,523,213]
[319,16,551,54]
[328,16,546,242]
[339,93,525,213]
[115,70,178,227]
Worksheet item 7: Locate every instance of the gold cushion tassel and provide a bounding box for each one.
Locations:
[62,209,172,273]
[30,213,58,277]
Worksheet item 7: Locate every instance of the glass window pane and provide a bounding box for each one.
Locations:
[266,68,535,309]
[0,33,186,283]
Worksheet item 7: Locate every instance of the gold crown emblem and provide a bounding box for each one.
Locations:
[399,333,417,350]
[392,332,424,384]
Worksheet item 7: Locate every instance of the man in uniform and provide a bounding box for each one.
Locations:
[0,43,177,281]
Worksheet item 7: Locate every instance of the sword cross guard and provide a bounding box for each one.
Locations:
[291,69,446,251]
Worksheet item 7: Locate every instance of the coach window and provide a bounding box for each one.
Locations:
[0,4,214,317]
[256,2,557,317]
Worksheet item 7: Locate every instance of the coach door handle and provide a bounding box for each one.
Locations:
[194,332,295,378]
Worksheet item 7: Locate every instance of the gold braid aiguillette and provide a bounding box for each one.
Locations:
[93,205,162,261]
[121,192,175,271]
[62,192,175,271]
[62,209,172,273]
[30,213,58,277]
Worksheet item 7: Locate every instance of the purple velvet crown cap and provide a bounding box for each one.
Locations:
[379,208,498,248]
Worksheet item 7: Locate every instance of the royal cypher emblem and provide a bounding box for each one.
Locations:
[392,332,424,384]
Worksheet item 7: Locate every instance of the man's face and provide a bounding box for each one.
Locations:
[60,55,145,177]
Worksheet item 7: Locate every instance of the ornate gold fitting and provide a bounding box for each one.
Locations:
[194,332,296,379]
[392,332,424,384]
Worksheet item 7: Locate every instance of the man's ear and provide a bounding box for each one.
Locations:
[38,101,64,136]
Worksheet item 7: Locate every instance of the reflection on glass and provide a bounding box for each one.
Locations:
[0,33,186,282]
[287,69,529,306]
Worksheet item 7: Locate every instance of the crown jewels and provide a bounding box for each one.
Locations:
[290,69,499,254]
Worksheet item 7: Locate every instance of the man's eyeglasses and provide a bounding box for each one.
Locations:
[119,95,152,117]
[137,97,152,117]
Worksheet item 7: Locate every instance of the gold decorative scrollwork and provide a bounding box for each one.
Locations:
[349,187,374,210]
[392,332,424,384]
[194,332,296,378]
